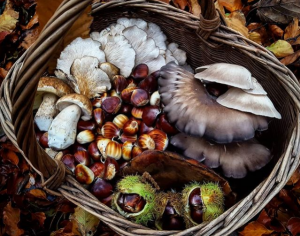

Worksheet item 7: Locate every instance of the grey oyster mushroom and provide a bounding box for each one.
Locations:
[158,62,268,144]
[166,43,187,66]
[243,77,267,95]
[171,133,272,178]
[34,77,74,131]
[70,56,111,98]
[48,94,92,150]
[55,37,106,82]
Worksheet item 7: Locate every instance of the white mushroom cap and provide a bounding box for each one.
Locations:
[123,26,160,66]
[243,77,267,95]
[146,55,166,74]
[195,63,253,90]
[165,49,179,65]
[146,22,167,54]
[217,87,282,119]
[171,133,272,178]
[167,43,187,66]
[90,30,109,47]
[70,56,111,98]
[102,35,136,77]
[55,37,106,81]
[117,17,148,31]
[56,93,93,121]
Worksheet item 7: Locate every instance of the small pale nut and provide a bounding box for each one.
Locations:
[138,134,155,150]
[150,91,160,106]
[77,130,95,144]
[122,141,133,161]
[97,138,111,159]
[148,129,169,151]
[75,164,95,185]
[104,157,119,180]
[113,114,129,129]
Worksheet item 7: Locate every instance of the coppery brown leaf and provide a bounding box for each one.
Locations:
[279,189,300,216]
[284,17,300,45]
[3,202,24,236]
[239,221,274,236]
[172,0,188,10]
[287,218,300,236]
[2,149,19,166]
[31,212,46,228]
[218,0,243,12]
[27,189,47,199]
[225,11,249,38]
[20,12,38,30]
[286,168,300,185]
[257,209,271,227]
[269,24,284,38]
[21,28,39,49]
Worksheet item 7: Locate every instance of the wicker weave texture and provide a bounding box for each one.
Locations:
[0,0,300,235]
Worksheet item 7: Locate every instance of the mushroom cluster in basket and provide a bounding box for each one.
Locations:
[33,17,281,230]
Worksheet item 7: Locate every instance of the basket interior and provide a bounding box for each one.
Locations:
[90,7,297,197]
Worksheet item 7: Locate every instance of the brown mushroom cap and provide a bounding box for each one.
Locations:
[217,87,282,119]
[56,93,92,121]
[171,133,272,178]
[158,62,268,144]
[34,77,74,110]
[195,63,253,90]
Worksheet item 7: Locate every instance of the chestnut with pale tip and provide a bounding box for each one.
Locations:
[74,150,91,166]
[123,119,139,135]
[61,154,76,172]
[131,89,149,107]
[148,129,168,151]
[121,86,137,103]
[106,141,122,160]
[76,130,95,144]
[120,133,137,143]
[101,122,120,139]
[138,134,155,150]
[88,142,101,161]
[93,108,105,127]
[75,164,95,185]
[122,141,133,161]
[97,138,111,159]
[150,91,160,106]
[131,107,143,119]
[104,157,119,180]
[34,77,74,131]
[77,120,97,132]
[113,75,128,94]
[89,162,105,178]
[113,114,129,129]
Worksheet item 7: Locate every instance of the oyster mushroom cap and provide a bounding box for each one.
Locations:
[146,22,167,54]
[34,77,74,131]
[55,37,106,81]
[158,62,268,143]
[56,93,93,121]
[123,26,160,66]
[99,62,120,82]
[167,43,187,66]
[102,35,136,77]
[217,87,282,119]
[171,133,272,178]
[195,63,253,90]
[165,49,179,65]
[70,56,111,98]
[117,17,148,31]
[146,55,166,74]
[243,77,267,95]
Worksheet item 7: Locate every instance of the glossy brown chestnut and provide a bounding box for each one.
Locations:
[77,130,95,144]
[61,154,76,172]
[88,142,101,161]
[138,122,154,135]
[113,75,128,94]
[142,106,161,126]
[131,64,149,81]
[74,150,91,166]
[190,207,203,224]
[72,142,87,153]
[123,120,139,135]
[121,87,137,103]
[92,97,103,107]
[75,164,94,185]
[119,104,133,115]
[77,120,97,132]
[117,193,146,213]
[102,96,122,114]
[132,146,143,158]
[35,131,44,142]
[138,71,159,94]
[104,157,119,180]
[90,178,113,199]
[93,108,105,127]
[101,122,120,139]
[131,107,143,119]
[189,188,203,206]
[120,133,137,143]
[148,129,168,151]
[156,114,178,135]
[131,89,149,107]
[89,162,105,178]
[162,203,185,230]
[39,132,49,148]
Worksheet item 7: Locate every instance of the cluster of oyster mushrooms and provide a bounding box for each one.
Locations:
[159,62,281,178]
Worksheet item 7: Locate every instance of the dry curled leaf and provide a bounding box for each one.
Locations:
[27,189,47,199]
[287,218,300,236]
[284,17,300,45]
[172,0,188,10]
[247,23,268,45]
[21,28,39,49]
[3,202,25,236]
[0,0,19,33]
[187,0,201,16]
[239,221,274,236]
[2,149,19,166]
[225,11,249,38]
[257,209,272,227]
[218,0,243,12]
[69,207,100,236]
[269,24,284,38]
[31,212,46,228]
[266,40,294,58]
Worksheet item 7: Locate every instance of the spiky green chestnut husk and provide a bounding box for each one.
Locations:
[182,182,224,227]
[112,175,157,226]
[155,192,185,230]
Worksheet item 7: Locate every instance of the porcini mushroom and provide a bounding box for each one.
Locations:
[194,63,253,90]
[70,56,111,98]
[34,77,74,131]
[216,87,282,119]
[171,133,272,178]
[48,94,92,150]
[158,62,268,143]
[55,37,106,81]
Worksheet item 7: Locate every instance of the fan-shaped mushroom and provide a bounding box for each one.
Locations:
[158,62,268,143]
[171,133,272,178]
[70,56,111,98]
[55,37,106,81]
[48,94,92,150]
[166,43,187,66]
[34,77,74,131]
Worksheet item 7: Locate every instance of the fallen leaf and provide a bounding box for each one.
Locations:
[286,168,300,185]
[0,0,19,33]
[276,207,294,225]
[50,228,78,236]
[249,31,262,44]
[1,142,20,152]
[256,0,300,25]
[20,12,39,30]
[284,17,300,45]
[281,50,300,65]
[70,207,100,236]
[287,218,300,236]
[266,40,294,58]
[269,24,284,38]
[28,189,47,199]
[218,0,243,12]
[21,28,39,49]
[2,149,19,166]
[225,11,249,38]
[31,212,46,228]
[187,0,201,16]
[269,219,286,232]
[257,209,271,227]
[247,23,269,45]
[239,221,274,236]
[0,31,9,43]
[3,202,25,236]
[172,0,188,10]
[279,189,300,216]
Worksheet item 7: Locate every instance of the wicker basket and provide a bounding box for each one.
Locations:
[1,0,300,235]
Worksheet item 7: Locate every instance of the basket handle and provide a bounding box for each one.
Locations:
[10,0,92,189]
[197,0,221,39]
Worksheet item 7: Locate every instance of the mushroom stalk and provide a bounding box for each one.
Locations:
[48,104,81,150]
[34,94,58,131]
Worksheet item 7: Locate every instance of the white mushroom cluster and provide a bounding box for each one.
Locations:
[159,62,282,178]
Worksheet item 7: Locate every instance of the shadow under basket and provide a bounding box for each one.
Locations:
[1,0,300,235]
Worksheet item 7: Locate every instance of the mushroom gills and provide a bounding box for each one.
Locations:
[171,133,272,178]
